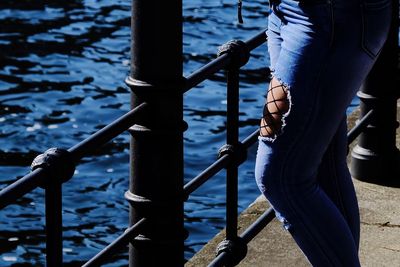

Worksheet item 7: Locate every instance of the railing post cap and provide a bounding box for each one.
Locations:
[217,39,250,69]
[31,147,75,186]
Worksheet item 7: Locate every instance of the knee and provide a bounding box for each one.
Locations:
[254,149,283,196]
[260,77,291,139]
[255,170,283,199]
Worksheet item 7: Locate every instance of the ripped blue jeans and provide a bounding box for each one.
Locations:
[255,0,391,265]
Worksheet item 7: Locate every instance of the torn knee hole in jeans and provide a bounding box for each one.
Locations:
[260,77,292,141]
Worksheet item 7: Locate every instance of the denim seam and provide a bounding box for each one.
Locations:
[325,0,351,227]
[328,133,351,225]
[329,0,335,47]
[264,0,338,263]
[279,78,333,265]
[277,1,338,264]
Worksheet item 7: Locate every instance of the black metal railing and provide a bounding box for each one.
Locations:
[0,29,269,266]
[0,0,399,265]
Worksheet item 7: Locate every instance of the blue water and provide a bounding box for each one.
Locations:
[0,0,361,265]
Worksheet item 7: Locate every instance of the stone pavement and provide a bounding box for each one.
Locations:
[187,102,399,267]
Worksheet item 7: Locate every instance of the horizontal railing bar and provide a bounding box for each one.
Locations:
[0,103,147,210]
[245,29,268,52]
[183,155,230,197]
[240,207,275,244]
[207,208,275,267]
[183,29,267,93]
[183,55,231,93]
[82,218,147,267]
[69,102,148,159]
[0,169,44,210]
[183,128,261,197]
[207,244,234,266]
[347,109,374,144]
[242,129,259,149]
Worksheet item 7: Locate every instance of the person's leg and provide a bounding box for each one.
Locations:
[256,83,361,266]
[313,0,392,248]
[316,117,360,249]
[256,0,391,265]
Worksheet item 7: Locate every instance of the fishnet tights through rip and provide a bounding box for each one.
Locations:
[260,82,290,138]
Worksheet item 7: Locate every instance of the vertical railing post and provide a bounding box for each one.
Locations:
[225,68,240,242]
[217,40,249,243]
[350,0,400,184]
[31,148,75,267]
[126,0,184,266]
[213,40,250,266]
[45,181,63,266]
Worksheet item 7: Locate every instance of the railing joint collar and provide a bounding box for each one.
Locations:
[125,76,186,95]
[215,237,248,266]
[217,142,247,167]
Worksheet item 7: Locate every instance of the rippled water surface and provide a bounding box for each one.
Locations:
[0,0,360,265]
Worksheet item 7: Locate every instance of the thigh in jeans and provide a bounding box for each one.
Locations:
[255,0,391,265]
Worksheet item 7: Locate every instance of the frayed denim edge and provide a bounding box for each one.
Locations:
[259,72,293,143]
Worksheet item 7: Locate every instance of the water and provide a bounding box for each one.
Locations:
[0,0,360,265]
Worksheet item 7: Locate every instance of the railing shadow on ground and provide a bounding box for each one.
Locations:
[1,26,395,266]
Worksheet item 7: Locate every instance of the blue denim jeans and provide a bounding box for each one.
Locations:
[255,0,391,265]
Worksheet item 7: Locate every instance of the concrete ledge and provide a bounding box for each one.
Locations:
[187,102,399,266]
[187,180,400,267]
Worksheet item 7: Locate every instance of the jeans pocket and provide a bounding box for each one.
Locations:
[361,0,392,58]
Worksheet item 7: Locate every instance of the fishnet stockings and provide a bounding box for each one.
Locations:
[260,83,290,138]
